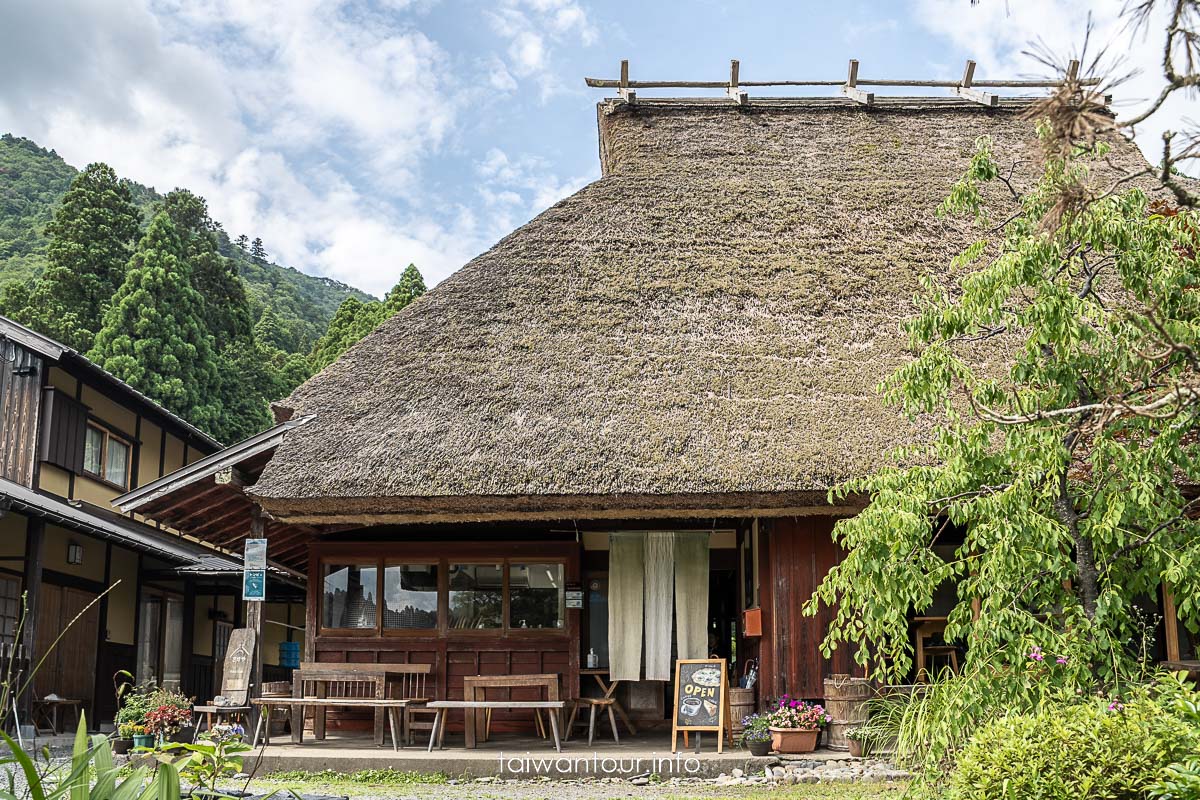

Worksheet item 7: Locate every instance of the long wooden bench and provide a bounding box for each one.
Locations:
[250,697,415,751]
[425,700,565,753]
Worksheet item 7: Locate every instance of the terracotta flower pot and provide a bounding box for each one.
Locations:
[848,738,865,758]
[769,726,819,753]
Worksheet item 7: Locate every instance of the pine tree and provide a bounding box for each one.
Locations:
[250,237,267,264]
[383,263,427,314]
[308,296,386,371]
[253,306,288,351]
[307,265,428,371]
[1,163,140,350]
[89,213,222,436]
[235,234,249,251]
[161,189,252,342]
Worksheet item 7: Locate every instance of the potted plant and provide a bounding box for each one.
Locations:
[145,686,194,743]
[765,695,830,754]
[130,724,155,750]
[845,726,870,758]
[739,713,773,757]
[114,677,152,753]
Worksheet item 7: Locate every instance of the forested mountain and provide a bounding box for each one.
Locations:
[0,133,427,444]
[0,134,374,354]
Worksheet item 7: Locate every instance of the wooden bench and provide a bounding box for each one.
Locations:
[425,700,565,753]
[251,697,415,751]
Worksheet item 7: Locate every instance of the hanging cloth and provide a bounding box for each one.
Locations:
[607,533,644,682]
[643,532,675,681]
[674,531,710,660]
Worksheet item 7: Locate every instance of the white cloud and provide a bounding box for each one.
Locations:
[486,0,598,100]
[0,0,506,296]
[914,0,1196,173]
[473,147,594,235]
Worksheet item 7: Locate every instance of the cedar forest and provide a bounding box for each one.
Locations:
[0,133,427,444]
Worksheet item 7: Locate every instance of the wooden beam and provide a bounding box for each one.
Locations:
[727,59,748,105]
[953,59,998,106]
[842,59,873,105]
[148,482,227,524]
[246,508,265,732]
[1164,583,1181,662]
[214,467,248,488]
[20,518,44,724]
[618,59,636,104]
[187,502,252,540]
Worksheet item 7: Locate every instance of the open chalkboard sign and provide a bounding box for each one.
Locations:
[671,658,730,753]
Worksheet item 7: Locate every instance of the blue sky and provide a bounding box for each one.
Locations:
[0,0,1188,296]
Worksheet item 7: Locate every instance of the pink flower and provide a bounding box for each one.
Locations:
[1028,646,1044,662]
[1107,700,1124,713]
[1056,656,1069,665]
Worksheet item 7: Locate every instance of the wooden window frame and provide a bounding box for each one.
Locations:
[81,422,132,491]
[381,561,441,636]
[316,555,568,638]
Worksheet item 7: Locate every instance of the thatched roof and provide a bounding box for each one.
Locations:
[250,96,1159,523]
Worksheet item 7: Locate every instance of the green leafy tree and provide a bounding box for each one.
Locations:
[308,296,384,371]
[253,306,288,351]
[2,162,140,350]
[807,130,1200,683]
[89,212,222,435]
[161,189,253,343]
[308,266,427,371]
[250,236,267,264]
[383,263,427,314]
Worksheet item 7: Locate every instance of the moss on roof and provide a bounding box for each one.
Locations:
[249,97,1160,521]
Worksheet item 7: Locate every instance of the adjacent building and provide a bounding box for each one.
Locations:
[0,315,303,729]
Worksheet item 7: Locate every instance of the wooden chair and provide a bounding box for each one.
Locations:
[192,628,255,740]
[914,618,959,682]
[565,697,619,745]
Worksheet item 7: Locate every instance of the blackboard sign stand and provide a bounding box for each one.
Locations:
[671,658,730,754]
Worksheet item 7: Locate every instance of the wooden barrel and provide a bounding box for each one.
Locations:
[823,674,871,751]
[729,687,756,733]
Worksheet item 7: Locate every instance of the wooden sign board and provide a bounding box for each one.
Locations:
[671,658,729,753]
[220,627,256,704]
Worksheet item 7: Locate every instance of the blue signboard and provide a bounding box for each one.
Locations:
[243,569,266,601]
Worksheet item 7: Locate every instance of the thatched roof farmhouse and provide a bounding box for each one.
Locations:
[122,92,1171,711]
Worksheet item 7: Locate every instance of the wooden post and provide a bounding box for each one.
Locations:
[618,59,636,104]
[245,508,265,733]
[1164,583,1181,662]
[20,518,44,725]
[842,59,874,105]
[728,59,748,105]
[954,59,998,106]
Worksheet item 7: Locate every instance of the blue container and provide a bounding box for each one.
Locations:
[279,641,301,668]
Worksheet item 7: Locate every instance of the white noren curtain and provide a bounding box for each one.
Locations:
[608,533,644,682]
[643,532,675,681]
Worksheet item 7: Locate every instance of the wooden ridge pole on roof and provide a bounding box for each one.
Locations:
[953,60,999,107]
[842,59,874,105]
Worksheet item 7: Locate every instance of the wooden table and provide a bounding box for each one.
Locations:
[292,663,431,746]
[462,674,560,749]
[33,698,80,735]
[580,668,637,735]
[426,701,565,752]
[1162,660,1200,681]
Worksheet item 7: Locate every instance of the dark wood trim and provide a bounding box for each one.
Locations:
[21,517,45,721]
[130,415,141,496]
[157,429,167,479]
[92,541,113,724]
[132,552,143,682]
[42,569,107,595]
[181,578,195,698]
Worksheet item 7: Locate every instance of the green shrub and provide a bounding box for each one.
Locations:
[948,692,1199,800]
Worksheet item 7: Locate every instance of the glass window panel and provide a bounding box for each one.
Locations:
[383,564,439,629]
[322,564,378,629]
[448,564,502,629]
[105,437,129,487]
[83,426,103,475]
[0,577,20,648]
[508,563,564,629]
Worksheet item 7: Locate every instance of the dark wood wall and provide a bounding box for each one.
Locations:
[0,343,43,485]
[758,516,861,700]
